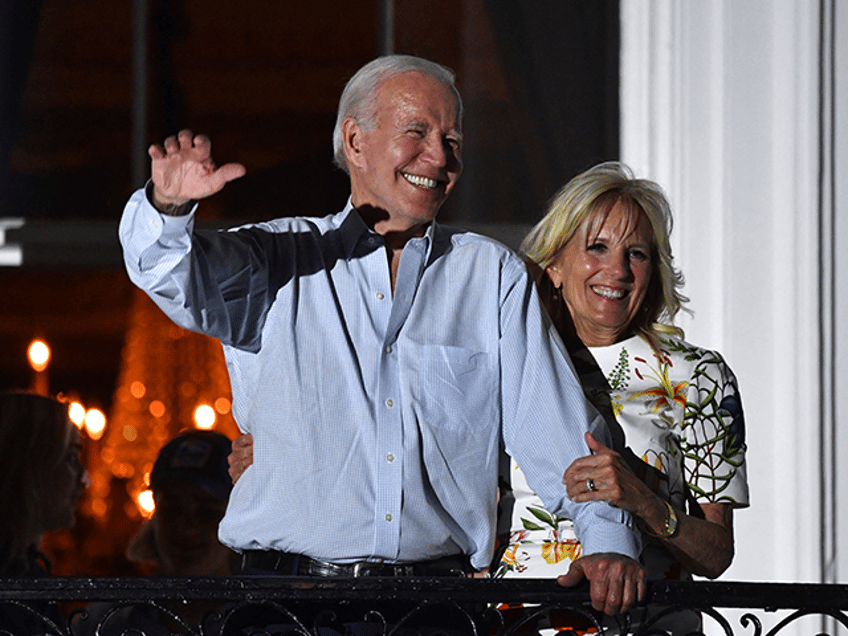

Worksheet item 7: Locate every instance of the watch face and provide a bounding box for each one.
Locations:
[666,504,678,536]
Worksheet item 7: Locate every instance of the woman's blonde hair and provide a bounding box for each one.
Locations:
[520,161,688,339]
[0,392,72,575]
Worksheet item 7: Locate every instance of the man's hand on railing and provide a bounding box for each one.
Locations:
[557,553,646,616]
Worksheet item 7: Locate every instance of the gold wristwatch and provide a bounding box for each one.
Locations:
[653,500,679,538]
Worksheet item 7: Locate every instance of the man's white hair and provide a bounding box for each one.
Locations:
[332,55,462,174]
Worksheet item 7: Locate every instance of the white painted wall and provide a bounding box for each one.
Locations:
[620,0,844,592]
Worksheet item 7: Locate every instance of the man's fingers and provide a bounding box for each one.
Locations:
[615,567,645,614]
[559,554,646,616]
[159,130,203,157]
[163,135,180,154]
[216,162,247,184]
[595,576,618,615]
[148,144,165,160]
[621,578,638,614]
[192,133,211,152]
[556,559,586,588]
[177,129,195,147]
[149,131,242,202]
[202,163,247,195]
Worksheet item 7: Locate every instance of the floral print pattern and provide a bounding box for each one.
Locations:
[494,333,748,582]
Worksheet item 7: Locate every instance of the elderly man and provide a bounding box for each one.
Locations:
[119,55,644,617]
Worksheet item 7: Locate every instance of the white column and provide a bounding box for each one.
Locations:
[620,0,826,587]
[830,0,848,587]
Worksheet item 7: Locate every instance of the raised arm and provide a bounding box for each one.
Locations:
[120,131,269,351]
[148,129,246,214]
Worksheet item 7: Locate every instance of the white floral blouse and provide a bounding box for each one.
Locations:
[494,332,749,582]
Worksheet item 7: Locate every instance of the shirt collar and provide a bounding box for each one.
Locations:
[339,198,437,262]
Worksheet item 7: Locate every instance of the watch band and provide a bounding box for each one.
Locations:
[649,500,679,538]
[656,500,679,538]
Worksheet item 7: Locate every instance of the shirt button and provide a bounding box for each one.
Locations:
[385,345,392,354]
[385,513,393,522]
[386,454,394,463]
[385,399,394,408]
[376,293,384,300]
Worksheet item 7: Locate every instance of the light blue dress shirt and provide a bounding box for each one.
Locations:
[119,188,640,570]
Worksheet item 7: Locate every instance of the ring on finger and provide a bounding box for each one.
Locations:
[587,478,596,492]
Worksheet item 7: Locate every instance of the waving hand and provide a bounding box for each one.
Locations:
[149,129,246,213]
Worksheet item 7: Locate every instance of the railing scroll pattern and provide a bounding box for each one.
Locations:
[0,578,846,636]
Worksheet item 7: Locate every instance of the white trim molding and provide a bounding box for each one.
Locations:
[620,0,831,589]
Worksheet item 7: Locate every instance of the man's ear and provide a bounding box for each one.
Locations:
[341,117,366,170]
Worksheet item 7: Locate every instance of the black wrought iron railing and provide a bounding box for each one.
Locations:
[1,578,847,636]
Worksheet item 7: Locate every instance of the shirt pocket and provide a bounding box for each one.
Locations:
[405,343,498,432]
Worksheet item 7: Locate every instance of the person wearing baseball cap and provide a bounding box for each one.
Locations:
[128,430,237,577]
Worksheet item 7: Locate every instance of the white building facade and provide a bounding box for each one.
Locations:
[620,0,847,590]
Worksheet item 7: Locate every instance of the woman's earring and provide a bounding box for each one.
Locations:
[551,283,565,324]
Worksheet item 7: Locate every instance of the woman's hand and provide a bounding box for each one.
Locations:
[228,433,254,484]
[564,432,665,524]
[564,431,735,578]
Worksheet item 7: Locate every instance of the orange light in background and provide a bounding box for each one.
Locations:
[137,490,155,518]
[129,381,146,399]
[84,408,106,440]
[149,400,166,418]
[111,462,135,479]
[123,425,138,442]
[194,404,216,430]
[27,339,51,372]
[68,401,86,429]
[90,498,108,518]
[214,397,231,414]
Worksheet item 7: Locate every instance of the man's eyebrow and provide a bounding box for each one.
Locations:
[400,119,426,128]
[400,119,462,139]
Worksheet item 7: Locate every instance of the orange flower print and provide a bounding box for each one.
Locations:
[629,352,688,414]
[500,544,529,574]
[509,530,529,543]
[541,539,582,564]
[502,545,520,568]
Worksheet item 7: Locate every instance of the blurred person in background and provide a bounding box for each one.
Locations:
[128,429,238,577]
[0,391,90,632]
[0,391,90,575]
[77,429,238,635]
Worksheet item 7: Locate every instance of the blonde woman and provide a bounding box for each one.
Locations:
[495,162,748,633]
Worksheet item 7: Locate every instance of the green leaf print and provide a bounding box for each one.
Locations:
[520,505,566,533]
[521,518,546,532]
[608,348,631,391]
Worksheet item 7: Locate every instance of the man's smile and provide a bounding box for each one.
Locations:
[402,172,439,189]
